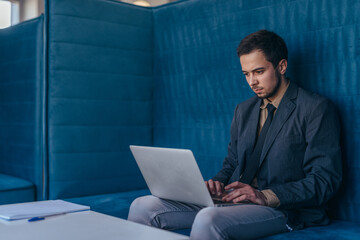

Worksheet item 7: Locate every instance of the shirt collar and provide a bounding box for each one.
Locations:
[260,81,290,109]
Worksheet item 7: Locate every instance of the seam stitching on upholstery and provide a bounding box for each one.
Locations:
[49,68,151,77]
[50,41,152,53]
[51,13,151,30]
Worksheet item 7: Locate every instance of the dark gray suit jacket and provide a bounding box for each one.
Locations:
[213,81,342,229]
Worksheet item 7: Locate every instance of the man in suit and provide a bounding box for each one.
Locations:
[128,30,342,240]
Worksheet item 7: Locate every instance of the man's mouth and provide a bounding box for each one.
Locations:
[252,88,263,93]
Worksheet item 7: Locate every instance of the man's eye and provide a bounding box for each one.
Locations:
[256,71,264,74]
[243,73,249,77]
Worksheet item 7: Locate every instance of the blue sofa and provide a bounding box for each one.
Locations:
[0,0,359,238]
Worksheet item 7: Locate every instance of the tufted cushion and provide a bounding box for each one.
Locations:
[45,0,153,199]
[0,16,44,201]
[153,0,360,224]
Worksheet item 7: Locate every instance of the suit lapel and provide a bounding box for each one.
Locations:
[259,82,298,167]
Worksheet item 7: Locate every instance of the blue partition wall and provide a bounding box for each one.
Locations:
[153,0,360,224]
[45,0,153,200]
[153,0,250,181]
[0,16,45,202]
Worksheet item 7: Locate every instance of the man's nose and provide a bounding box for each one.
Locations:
[248,74,258,86]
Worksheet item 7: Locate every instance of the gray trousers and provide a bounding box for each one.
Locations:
[128,195,290,240]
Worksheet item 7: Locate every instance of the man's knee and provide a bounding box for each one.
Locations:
[194,207,220,225]
[128,195,160,226]
[191,208,226,240]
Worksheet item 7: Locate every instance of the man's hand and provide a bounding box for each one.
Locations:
[205,179,224,196]
[222,181,267,205]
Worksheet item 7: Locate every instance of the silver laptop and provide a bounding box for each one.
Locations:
[130,145,243,207]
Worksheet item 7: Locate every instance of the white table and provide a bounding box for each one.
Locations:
[0,210,189,240]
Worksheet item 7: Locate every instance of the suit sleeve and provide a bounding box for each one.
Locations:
[211,104,240,184]
[270,99,342,209]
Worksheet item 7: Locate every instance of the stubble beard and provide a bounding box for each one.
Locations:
[257,71,282,100]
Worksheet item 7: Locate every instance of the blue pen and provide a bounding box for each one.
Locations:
[28,217,45,222]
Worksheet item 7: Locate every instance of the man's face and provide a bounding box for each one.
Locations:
[240,50,282,101]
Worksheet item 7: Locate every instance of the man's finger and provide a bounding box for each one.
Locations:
[233,195,247,203]
[225,181,246,190]
[208,179,216,195]
[223,189,244,202]
[215,181,223,195]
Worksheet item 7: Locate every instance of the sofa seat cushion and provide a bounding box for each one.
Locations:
[0,174,35,205]
[65,189,150,219]
[261,220,360,240]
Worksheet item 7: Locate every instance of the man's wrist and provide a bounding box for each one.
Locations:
[258,190,267,206]
[261,189,280,208]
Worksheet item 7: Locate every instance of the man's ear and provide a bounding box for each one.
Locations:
[278,59,288,75]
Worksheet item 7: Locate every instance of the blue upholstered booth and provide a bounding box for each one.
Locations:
[43,0,153,217]
[152,0,360,238]
[0,0,359,238]
[0,16,44,203]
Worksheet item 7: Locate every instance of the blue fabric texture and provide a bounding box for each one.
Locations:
[0,16,44,201]
[65,189,150,219]
[45,0,153,199]
[0,174,34,205]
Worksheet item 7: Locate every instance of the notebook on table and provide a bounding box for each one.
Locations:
[0,200,90,221]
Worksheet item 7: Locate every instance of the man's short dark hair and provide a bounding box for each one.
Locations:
[237,30,288,68]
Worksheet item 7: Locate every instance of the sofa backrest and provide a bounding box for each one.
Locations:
[0,16,45,200]
[152,0,360,223]
[44,0,153,199]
